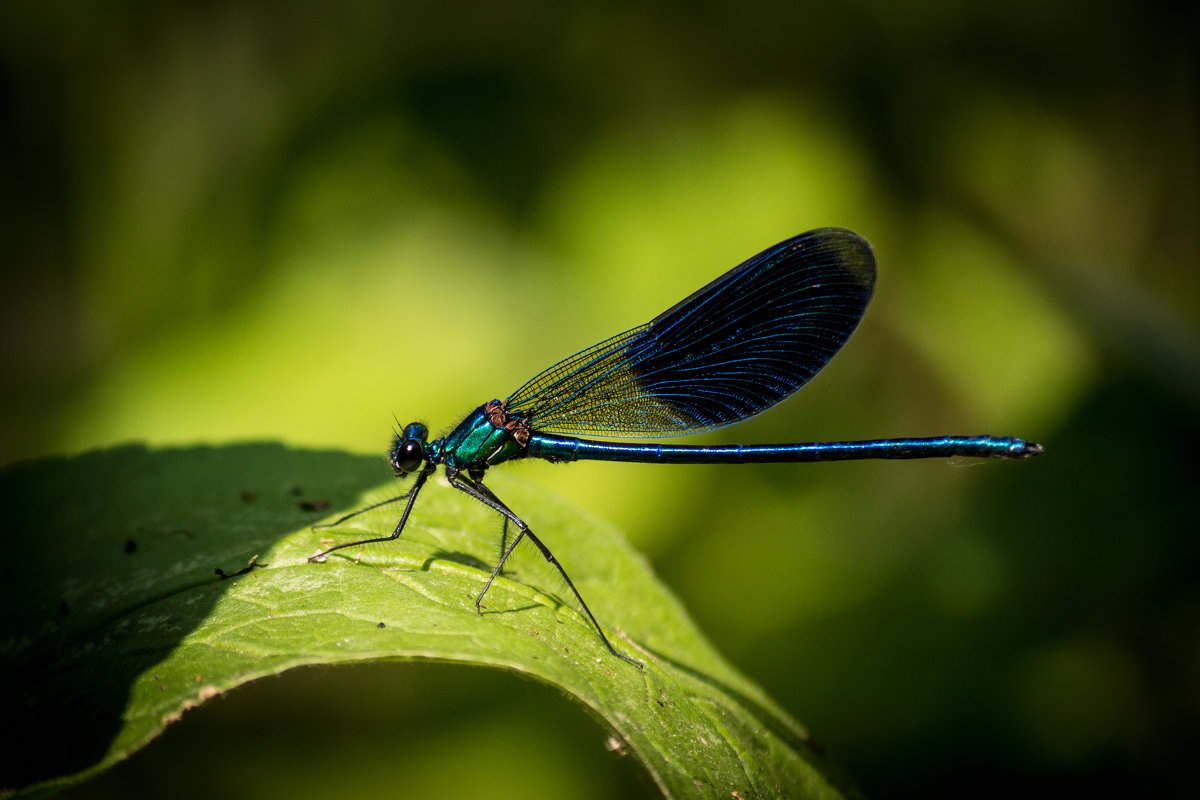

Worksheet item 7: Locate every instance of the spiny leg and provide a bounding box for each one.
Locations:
[313,493,409,530]
[496,517,512,576]
[308,467,432,562]
[445,468,642,668]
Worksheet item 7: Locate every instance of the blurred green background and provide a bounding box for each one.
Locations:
[2,1,1197,797]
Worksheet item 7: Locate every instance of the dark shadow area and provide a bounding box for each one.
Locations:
[421,549,492,573]
[0,443,384,794]
[51,661,659,800]
[755,373,1200,799]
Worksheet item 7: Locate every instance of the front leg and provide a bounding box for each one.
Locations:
[308,466,432,562]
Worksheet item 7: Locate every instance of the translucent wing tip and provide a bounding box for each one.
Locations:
[804,227,876,294]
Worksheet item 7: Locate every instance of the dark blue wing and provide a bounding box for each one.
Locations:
[504,227,875,437]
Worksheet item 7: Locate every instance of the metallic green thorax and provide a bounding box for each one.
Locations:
[428,400,529,470]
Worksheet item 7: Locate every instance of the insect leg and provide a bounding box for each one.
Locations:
[445,469,642,668]
[308,466,432,562]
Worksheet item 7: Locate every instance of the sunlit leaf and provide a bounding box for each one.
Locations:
[1,445,853,799]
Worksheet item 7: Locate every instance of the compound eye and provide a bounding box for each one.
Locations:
[391,439,425,474]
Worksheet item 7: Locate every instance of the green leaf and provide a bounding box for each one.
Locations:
[1,445,853,799]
